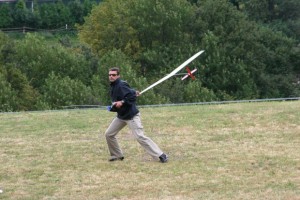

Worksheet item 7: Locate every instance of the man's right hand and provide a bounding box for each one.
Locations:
[114,101,123,108]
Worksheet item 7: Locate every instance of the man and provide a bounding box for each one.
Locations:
[105,67,168,163]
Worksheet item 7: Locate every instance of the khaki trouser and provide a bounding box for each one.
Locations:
[105,113,163,159]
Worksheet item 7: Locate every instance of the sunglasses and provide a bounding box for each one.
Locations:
[109,74,118,77]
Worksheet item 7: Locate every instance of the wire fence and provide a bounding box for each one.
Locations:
[61,97,300,110]
[0,97,299,114]
[0,26,76,34]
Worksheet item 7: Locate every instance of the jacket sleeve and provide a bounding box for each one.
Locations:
[120,82,136,105]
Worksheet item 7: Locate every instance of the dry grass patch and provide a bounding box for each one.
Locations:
[0,101,299,199]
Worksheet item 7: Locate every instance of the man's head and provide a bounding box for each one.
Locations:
[109,67,120,82]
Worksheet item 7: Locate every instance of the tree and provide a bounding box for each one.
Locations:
[39,0,71,28]
[0,4,13,28]
[9,0,41,28]
[242,0,300,40]
[0,69,17,112]
[79,0,299,101]
[55,0,71,27]
[183,81,216,102]
[83,0,97,17]
[0,32,15,65]
[78,0,138,56]
[194,0,298,98]
[68,0,85,25]
[276,0,300,21]
[78,0,195,77]
[1,31,104,111]
[229,0,241,10]
[11,0,28,27]
[5,65,39,110]
[39,3,55,28]
[0,63,38,111]
[40,73,95,109]
[13,33,93,89]
[193,1,260,99]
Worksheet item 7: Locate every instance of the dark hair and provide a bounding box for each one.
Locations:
[109,67,120,75]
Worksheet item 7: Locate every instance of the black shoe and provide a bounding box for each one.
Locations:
[159,153,168,163]
[109,157,124,162]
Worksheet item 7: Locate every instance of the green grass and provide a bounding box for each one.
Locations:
[0,101,299,200]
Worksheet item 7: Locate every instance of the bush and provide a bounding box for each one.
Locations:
[39,73,96,109]
[0,72,17,112]
[14,33,93,89]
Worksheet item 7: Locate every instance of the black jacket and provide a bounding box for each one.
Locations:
[109,78,139,120]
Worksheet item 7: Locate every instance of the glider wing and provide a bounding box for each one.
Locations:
[140,50,204,94]
[181,68,197,80]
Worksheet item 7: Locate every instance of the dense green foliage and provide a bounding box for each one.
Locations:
[0,0,299,111]
[0,0,98,29]
[79,0,299,100]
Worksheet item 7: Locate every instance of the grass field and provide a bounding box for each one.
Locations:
[0,101,299,200]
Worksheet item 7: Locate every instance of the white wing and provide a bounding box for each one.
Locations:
[140,50,204,94]
[181,75,189,80]
[190,68,197,74]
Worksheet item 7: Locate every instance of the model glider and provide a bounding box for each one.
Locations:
[181,67,197,80]
[140,50,205,95]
